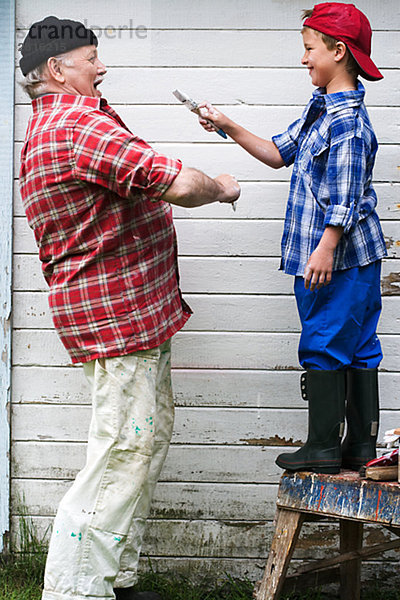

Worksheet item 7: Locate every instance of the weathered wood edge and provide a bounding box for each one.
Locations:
[0,0,15,553]
[277,471,400,526]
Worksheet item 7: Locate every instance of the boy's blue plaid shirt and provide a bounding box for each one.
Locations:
[273,81,387,277]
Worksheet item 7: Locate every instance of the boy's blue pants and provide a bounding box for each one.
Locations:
[294,261,383,371]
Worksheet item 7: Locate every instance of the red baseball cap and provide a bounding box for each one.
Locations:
[303,2,383,81]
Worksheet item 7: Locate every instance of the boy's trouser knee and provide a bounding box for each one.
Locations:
[42,339,174,600]
[294,261,383,370]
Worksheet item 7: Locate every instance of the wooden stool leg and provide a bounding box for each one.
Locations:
[255,508,305,600]
[340,520,363,600]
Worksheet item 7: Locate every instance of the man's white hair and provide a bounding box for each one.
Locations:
[20,52,75,100]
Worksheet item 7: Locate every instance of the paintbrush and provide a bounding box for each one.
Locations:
[172,90,236,211]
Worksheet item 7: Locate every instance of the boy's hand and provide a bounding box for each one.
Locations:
[198,102,230,132]
[304,246,334,291]
[304,226,344,291]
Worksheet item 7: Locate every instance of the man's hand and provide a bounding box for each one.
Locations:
[304,226,344,291]
[162,167,240,208]
[214,173,240,204]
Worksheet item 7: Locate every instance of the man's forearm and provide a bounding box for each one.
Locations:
[162,167,239,208]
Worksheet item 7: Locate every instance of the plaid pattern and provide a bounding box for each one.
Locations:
[20,94,190,364]
[273,81,387,276]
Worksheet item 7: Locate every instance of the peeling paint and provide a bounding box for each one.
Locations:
[296,527,337,550]
[382,272,400,296]
[364,527,388,545]
[221,520,267,529]
[241,435,303,446]
[153,507,198,520]
[385,236,394,249]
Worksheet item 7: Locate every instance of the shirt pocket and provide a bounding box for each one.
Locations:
[300,132,330,214]
[309,131,330,165]
[298,129,329,174]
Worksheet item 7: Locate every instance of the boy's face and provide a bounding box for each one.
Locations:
[301,28,338,90]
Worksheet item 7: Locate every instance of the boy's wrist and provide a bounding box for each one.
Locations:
[319,226,344,251]
[222,118,238,137]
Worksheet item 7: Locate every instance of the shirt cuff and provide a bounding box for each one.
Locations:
[145,158,183,201]
[324,204,357,233]
[272,132,296,167]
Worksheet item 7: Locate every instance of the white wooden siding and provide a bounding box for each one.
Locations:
[12,0,400,583]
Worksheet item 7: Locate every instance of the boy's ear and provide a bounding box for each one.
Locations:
[334,41,347,63]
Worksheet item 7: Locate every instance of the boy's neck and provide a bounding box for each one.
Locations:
[325,71,358,95]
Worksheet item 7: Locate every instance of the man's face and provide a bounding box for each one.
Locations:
[58,45,106,97]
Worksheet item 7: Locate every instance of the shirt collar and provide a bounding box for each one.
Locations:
[31,93,108,112]
[311,80,365,114]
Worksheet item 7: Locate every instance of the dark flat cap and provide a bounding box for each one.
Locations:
[19,16,98,76]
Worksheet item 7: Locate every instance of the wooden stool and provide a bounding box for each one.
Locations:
[255,471,400,600]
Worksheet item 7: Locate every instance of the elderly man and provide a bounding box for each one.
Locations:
[19,16,239,600]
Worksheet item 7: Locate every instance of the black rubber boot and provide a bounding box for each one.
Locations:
[275,370,346,474]
[114,589,162,600]
[341,368,379,471]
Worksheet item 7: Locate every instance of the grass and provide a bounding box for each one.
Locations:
[1,514,399,600]
[2,554,400,600]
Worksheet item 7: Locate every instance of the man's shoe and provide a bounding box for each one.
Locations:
[114,588,162,600]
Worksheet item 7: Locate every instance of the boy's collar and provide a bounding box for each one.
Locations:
[312,81,365,114]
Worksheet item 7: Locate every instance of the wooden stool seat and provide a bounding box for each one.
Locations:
[255,470,400,600]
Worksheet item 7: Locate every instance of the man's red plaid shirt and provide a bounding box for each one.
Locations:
[20,94,191,364]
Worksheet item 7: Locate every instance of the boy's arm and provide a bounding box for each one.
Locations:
[198,103,285,169]
[304,226,344,291]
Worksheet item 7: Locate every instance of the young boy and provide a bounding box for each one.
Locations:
[199,2,387,474]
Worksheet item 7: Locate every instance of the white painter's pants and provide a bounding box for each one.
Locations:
[42,339,174,600]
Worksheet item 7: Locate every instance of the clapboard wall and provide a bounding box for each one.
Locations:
[11,0,400,585]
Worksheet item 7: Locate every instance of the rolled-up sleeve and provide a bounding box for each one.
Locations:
[324,134,365,233]
[72,113,182,201]
[272,118,303,167]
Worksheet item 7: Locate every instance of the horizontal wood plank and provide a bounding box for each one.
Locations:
[9,514,400,565]
[10,404,308,444]
[15,68,400,108]
[12,216,400,258]
[11,442,284,482]
[11,367,400,410]
[12,255,400,295]
[14,30,399,68]
[11,329,400,371]
[14,104,400,144]
[11,403,399,446]
[12,291,400,334]
[13,141,400,183]
[12,179,400,221]
[12,479,278,520]
[16,0,397,30]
